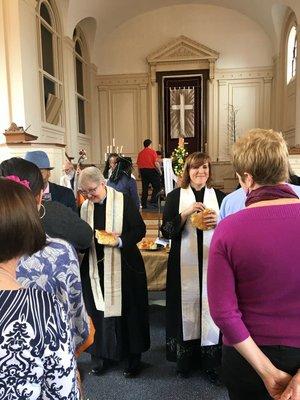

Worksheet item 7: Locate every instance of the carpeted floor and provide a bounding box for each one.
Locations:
[78,292,229,400]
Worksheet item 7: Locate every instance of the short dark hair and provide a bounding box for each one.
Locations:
[143,139,152,148]
[0,157,44,197]
[0,179,46,263]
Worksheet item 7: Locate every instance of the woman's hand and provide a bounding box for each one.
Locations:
[180,202,205,226]
[183,202,205,217]
[280,370,300,400]
[262,369,292,399]
[203,209,218,229]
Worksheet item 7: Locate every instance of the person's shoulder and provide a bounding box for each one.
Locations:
[45,234,76,253]
[213,187,226,199]
[289,183,300,197]
[50,181,73,195]
[224,188,245,201]
[23,286,57,306]
[166,187,181,200]
[44,199,73,217]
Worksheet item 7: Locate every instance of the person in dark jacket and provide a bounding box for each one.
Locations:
[0,157,92,251]
[79,167,150,378]
[24,150,77,212]
[107,156,140,210]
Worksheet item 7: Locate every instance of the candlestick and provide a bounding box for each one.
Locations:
[120,145,123,153]
[116,146,119,154]
[112,138,115,147]
[109,145,112,153]
[107,145,109,153]
[104,153,107,161]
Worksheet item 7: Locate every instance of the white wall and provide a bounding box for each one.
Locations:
[97,4,273,75]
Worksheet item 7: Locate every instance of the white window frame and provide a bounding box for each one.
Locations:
[287,24,297,84]
[36,0,64,127]
[73,27,90,135]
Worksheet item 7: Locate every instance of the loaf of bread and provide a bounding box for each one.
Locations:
[190,208,213,230]
[95,230,117,246]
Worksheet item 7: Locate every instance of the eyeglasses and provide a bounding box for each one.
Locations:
[78,184,99,196]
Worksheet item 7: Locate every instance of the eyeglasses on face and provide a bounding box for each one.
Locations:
[78,184,99,196]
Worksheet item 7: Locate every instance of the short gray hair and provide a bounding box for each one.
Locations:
[78,166,106,188]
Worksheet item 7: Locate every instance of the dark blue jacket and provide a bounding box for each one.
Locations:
[49,181,77,212]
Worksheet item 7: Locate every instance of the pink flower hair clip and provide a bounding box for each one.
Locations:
[5,175,31,190]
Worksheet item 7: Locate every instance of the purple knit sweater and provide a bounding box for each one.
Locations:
[208,203,300,347]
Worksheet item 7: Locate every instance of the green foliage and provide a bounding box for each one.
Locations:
[171,144,188,176]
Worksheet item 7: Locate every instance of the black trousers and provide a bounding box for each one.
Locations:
[140,168,161,207]
[222,345,300,400]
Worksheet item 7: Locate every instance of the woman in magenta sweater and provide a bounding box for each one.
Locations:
[208,129,300,400]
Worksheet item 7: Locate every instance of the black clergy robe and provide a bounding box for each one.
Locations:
[161,186,226,369]
[81,195,150,361]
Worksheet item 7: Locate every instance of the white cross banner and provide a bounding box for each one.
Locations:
[170,87,195,138]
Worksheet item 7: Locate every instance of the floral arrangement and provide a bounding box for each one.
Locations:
[171,138,188,177]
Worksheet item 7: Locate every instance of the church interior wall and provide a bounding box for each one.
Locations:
[96,4,274,166]
[0,0,100,176]
[96,4,273,75]
[0,0,299,188]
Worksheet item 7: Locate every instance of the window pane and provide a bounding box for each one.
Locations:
[77,98,86,134]
[75,40,82,57]
[40,2,52,26]
[287,26,297,83]
[41,24,54,76]
[76,57,84,96]
[43,76,55,106]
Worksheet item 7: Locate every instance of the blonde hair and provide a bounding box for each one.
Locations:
[181,152,212,188]
[232,129,289,185]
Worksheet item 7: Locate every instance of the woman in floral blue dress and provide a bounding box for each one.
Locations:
[0,178,79,399]
[0,157,89,351]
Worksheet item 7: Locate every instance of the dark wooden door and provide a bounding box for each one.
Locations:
[157,71,208,157]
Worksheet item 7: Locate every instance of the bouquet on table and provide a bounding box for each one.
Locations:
[171,137,188,178]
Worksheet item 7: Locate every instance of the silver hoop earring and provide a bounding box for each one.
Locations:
[39,204,46,219]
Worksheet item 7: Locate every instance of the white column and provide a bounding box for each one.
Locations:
[149,81,159,149]
[263,77,272,128]
[62,36,77,157]
[2,0,42,139]
[0,0,10,139]
[207,78,218,160]
[89,63,100,164]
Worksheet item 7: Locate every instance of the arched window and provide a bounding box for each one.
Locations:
[73,28,89,135]
[287,25,297,83]
[37,0,63,126]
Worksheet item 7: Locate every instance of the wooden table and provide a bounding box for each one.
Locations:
[141,248,168,291]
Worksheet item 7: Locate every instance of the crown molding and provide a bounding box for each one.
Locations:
[215,66,273,80]
[96,73,149,88]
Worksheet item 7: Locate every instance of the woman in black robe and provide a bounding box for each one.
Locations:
[161,152,226,380]
[79,167,150,378]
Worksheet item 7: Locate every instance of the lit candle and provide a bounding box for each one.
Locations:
[107,145,109,153]
[110,145,112,153]
[104,153,107,161]
[112,138,115,147]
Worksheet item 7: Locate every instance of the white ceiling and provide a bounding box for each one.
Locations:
[65,0,299,55]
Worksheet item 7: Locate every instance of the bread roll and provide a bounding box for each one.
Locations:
[95,230,117,246]
[190,208,214,230]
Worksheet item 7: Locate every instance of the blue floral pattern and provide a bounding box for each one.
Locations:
[0,288,79,399]
[17,235,89,350]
